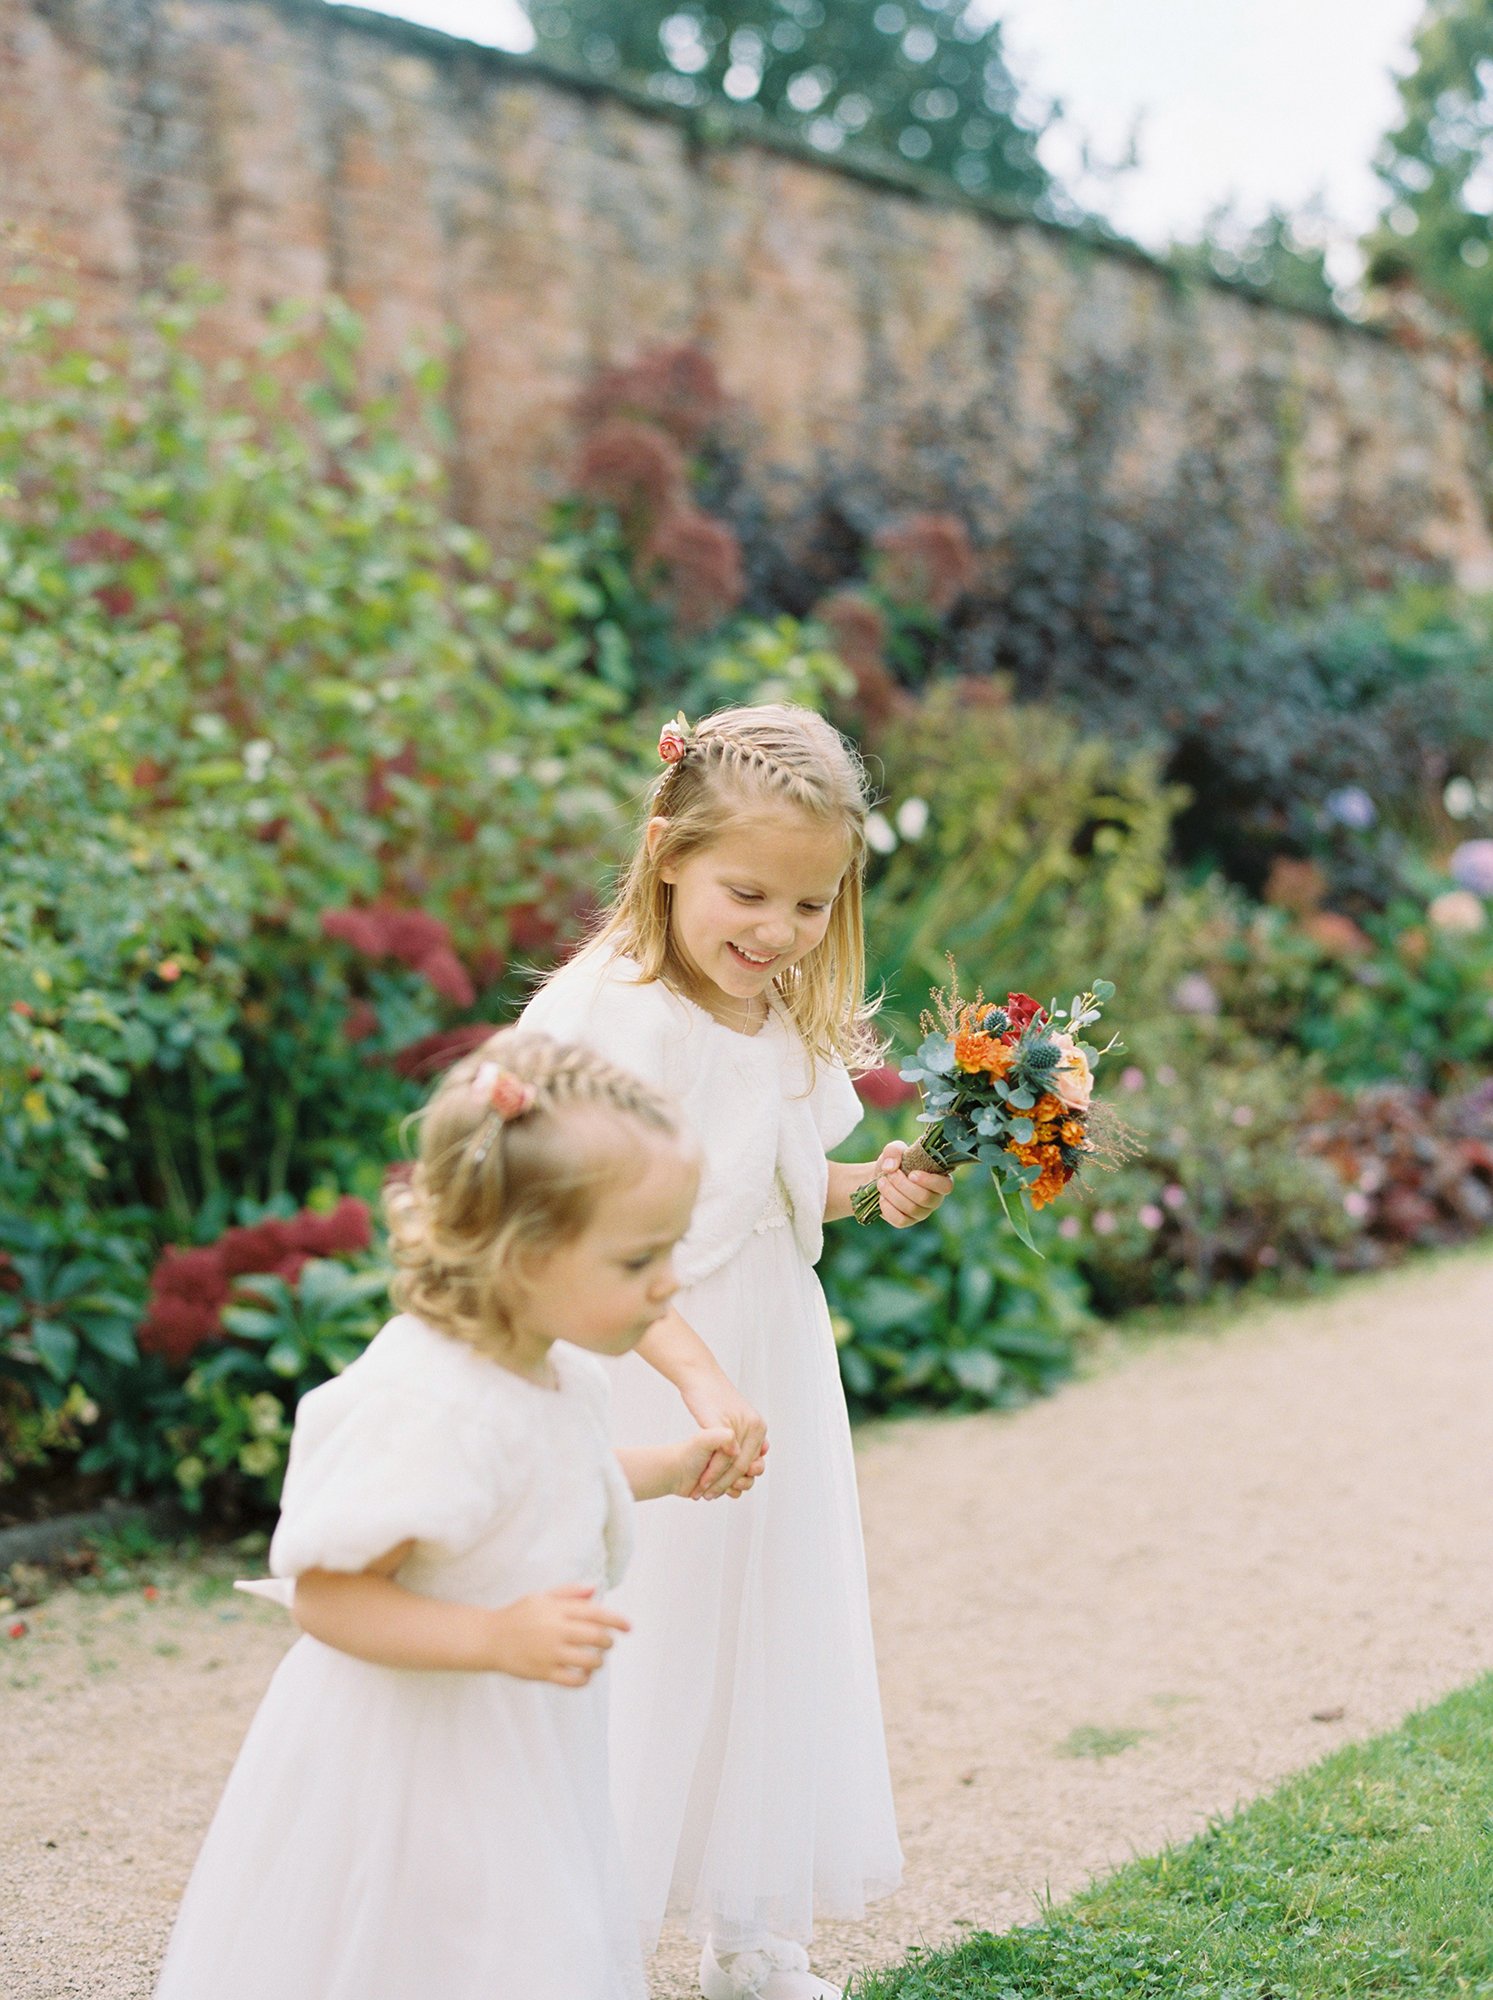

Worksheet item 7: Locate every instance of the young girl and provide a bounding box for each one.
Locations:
[520,703,953,2000]
[153,1030,758,2000]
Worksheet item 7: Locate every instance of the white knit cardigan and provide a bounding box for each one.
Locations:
[519,948,864,1286]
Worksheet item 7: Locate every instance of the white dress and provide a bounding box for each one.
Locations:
[521,949,903,1951]
[152,1315,645,2000]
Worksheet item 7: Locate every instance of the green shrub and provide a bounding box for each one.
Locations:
[0,289,650,1230]
[1218,896,1493,1092]
[1069,1055,1355,1311]
[860,679,1227,1054]
[170,1255,390,1511]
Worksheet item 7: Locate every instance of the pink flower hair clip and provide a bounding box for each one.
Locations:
[658,713,692,766]
[469,1061,539,1165]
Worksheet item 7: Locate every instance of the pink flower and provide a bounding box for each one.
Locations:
[1092,1210,1117,1236]
[487,1070,538,1121]
[1162,1183,1187,1210]
[854,1064,919,1110]
[1050,1034,1094,1111]
[872,513,977,615]
[1138,1203,1165,1230]
[294,1198,373,1257]
[217,1221,295,1276]
[1058,1214,1081,1239]
[658,723,690,765]
[645,509,745,631]
[414,945,476,1008]
[574,418,685,524]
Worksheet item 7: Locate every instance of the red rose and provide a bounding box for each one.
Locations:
[1001,992,1048,1042]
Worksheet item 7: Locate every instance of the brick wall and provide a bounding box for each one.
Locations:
[4,0,1491,585]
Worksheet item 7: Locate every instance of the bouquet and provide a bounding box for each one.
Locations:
[851,975,1125,1249]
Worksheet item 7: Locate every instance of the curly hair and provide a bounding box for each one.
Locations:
[385,1028,681,1355]
[580,702,884,1073]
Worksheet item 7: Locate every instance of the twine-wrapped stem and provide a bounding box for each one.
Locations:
[849,1127,961,1225]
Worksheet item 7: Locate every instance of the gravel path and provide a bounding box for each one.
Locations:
[5,1251,1492,1998]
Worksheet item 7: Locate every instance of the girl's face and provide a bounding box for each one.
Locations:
[508,1134,700,1369]
[650,809,849,1020]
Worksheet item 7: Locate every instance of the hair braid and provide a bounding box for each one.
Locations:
[576,702,885,1072]
[385,1028,680,1356]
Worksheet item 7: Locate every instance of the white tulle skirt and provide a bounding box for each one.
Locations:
[606,1205,903,1950]
[152,1637,645,2000]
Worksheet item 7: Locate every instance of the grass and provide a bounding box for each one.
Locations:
[853,1676,1493,1999]
[1055,1723,1149,1760]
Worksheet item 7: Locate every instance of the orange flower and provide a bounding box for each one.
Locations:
[1060,1118,1086,1146]
[1034,1093,1065,1122]
[954,1032,1013,1077]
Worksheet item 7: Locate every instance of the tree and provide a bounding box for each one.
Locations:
[1171,202,1338,316]
[524,0,1063,212]
[1367,0,1493,353]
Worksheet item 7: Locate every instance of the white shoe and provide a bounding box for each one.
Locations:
[699,1937,843,2000]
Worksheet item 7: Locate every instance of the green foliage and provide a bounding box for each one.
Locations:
[823,1119,1092,1416]
[987,466,1493,901]
[1221,896,1493,1091]
[0,1208,148,1404]
[677,615,854,720]
[862,682,1190,1048]
[1072,1056,1355,1313]
[1367,0,1493,357]
[0,286,646,1228]
[853,1674,1493,1997]
[170,1257,389,1510]
[524,0,1059,209]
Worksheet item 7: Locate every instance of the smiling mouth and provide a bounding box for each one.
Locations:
[729,943,777,969]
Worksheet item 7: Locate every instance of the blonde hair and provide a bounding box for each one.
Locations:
[385,1028,681,1354]
[585,702,883,1070]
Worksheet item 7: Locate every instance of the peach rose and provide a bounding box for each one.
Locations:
[1050,1034,1094,1111]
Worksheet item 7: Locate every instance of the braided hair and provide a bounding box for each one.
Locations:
[581,703,884,1072]
[386,1028,681,1355]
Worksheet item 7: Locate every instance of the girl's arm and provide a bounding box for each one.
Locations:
[634,1307,768,1499]
[292,1543,628,1687]
[826,1142,953,1227]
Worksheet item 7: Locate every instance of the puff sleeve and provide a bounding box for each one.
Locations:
[268,1372,505,1580]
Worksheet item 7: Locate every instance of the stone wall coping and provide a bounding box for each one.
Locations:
[252,0,1378,341]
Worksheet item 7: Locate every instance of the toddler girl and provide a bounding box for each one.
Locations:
[521,703,952,2000]
[153,1030,754,2000]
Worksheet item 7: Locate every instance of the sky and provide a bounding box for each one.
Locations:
[330,0,1429,270]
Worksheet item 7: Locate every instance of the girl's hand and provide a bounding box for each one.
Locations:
[674,1427,769,1502]
[680,1375,769,1501]
[872,1140,954,1229]
[487,1585,630,1687]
